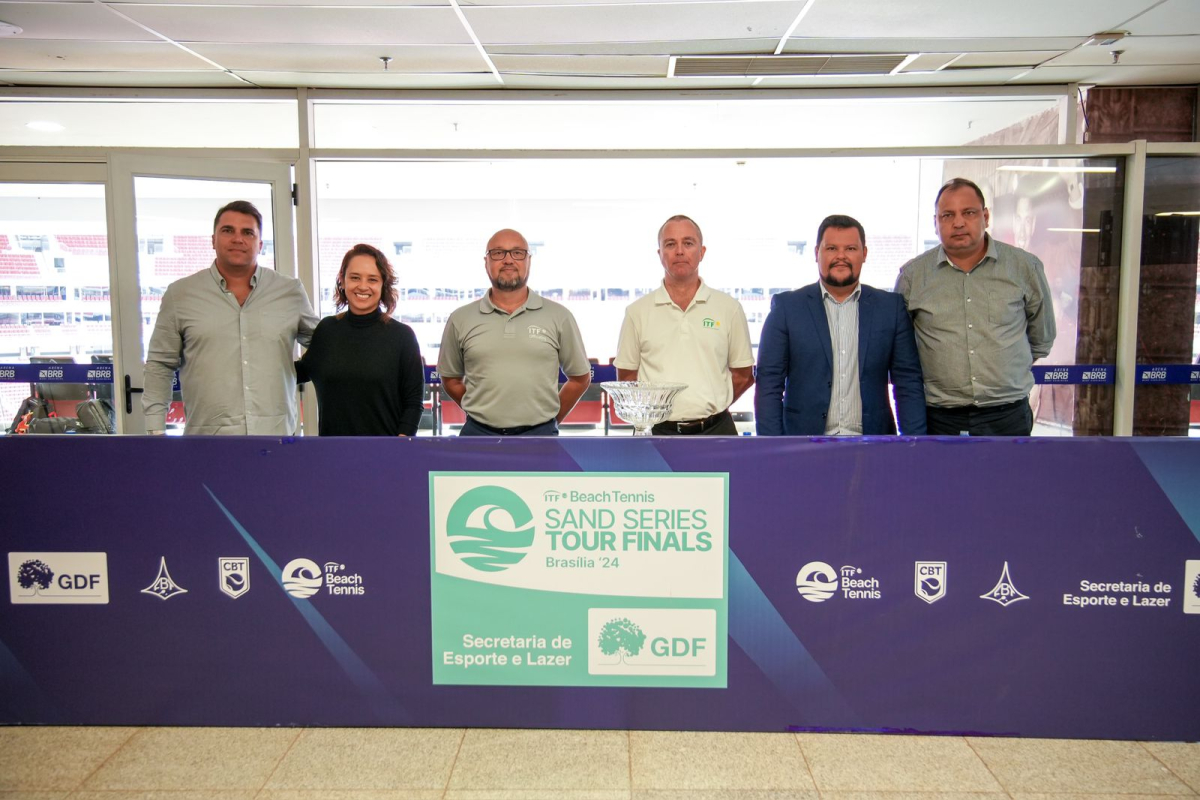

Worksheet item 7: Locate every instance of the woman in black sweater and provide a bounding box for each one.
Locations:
[297,243,425,436]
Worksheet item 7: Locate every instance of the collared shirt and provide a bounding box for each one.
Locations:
[895,235,1055,408]
[143,263,317,435]
[437,290,590,430]
[820,283,863,435]
[613,279,755,421]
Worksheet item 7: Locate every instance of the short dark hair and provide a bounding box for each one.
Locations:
[935,178,987,210]
[335,243,399,317]
[213,200,263,236]
[816,214,866,249]
[658,214,703,246]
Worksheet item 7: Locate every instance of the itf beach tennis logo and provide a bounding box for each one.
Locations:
[446,485,535,572]
[1184,560,1200,615]
[795,561,838,602]
[9,552,109,605]
[282,558,323,598]
[915,561,947,604]
[981,561,1029,607]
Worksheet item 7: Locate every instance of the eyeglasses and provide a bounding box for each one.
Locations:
[486,248,529,261]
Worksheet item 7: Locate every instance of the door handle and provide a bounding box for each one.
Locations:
[124,374,143,414]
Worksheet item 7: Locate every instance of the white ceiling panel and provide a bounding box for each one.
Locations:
[116,6,472,45]
[502,74,756,89]
[191,43,487,73]
[0,2,159,41]
[754,67,1031,88]
[951,51,1065,68]
[1021,64,1200,84]
[244,71,499,89]
[1122,0,1200,36]
[493,54,667,75]
[1044,37,1200,67]
[797,0,1157,39]
[0,70,248,88]
[462,1,806,45]
[490,38,780,55]
[108,0,443,5]
[0,40,212,71]
[783,37,1088,54]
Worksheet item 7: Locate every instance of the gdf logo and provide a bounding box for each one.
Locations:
[588,608,716,678]
[9,552,109,605]
[445,486,534,572]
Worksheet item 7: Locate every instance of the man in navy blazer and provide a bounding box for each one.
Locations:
[755,214,926,436]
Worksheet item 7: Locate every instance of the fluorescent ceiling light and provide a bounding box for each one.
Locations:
[1155,211,1200,216]
[26,121,65,133]
[1047,227,1100,233]
[997,165,1116,174]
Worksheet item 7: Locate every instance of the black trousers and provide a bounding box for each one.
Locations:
[925,399,1033,437]
[651,410,739,436]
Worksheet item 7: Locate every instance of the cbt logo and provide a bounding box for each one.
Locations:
[915,561,947,604]
[219,557,250,599]
[587,608,715,677]
[9,552,109,605]
[445,485,535,572]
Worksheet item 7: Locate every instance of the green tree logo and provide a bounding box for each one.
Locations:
[597,617,646,662]
[446,485,535,572]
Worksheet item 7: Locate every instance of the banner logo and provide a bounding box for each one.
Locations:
[795,561,838,602]
[282,558,323,598]
[141,557,187,601]
[1185,561,1200,615]
[980,561,1028,607]
[446,485,535,572]
[219,557,250,599]
[915,561,947,604]
[588,608,716,677]
[9,552,109,605]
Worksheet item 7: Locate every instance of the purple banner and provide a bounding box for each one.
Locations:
[1,436,1198,739]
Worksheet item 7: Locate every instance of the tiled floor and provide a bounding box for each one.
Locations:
[0,727,1196,799]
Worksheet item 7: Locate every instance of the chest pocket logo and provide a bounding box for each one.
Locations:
[527,324,554,345]
[701,317,721,329]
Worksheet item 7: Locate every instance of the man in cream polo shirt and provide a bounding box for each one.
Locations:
[614,215,755,435]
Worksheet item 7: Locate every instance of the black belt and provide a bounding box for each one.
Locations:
[467,416,553,435]
[931,399,1027,413]
[652,410,731,435]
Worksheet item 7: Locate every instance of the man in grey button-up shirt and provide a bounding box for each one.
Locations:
[143,200,317,435]
[895,178,1055,436]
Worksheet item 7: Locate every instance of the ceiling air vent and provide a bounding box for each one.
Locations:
[669,53,909,78]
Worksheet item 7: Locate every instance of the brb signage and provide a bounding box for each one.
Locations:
[429,472,728,688]
[9,552,109,604]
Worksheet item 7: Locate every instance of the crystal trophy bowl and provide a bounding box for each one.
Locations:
[600,381,688,436]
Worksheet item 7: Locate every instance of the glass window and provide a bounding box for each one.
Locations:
[0,100,297,148]
[313,96,1061,150]
[0,182,112,431]
[1134,156,1200,437]
[916,157,1125,437]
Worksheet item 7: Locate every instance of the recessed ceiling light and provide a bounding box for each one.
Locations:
[1155,211,1200,216]
[0,20,22,36]
[27,121,65,133]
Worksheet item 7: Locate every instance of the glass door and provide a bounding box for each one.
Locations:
[0,163,114,435]
[109,155,294,434]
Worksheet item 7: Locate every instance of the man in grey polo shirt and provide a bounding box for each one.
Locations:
[437,228,591,436]
[895,178,1055,436]
[143,200,317,435]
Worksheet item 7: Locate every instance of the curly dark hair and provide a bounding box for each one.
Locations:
[334,243,398,316]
